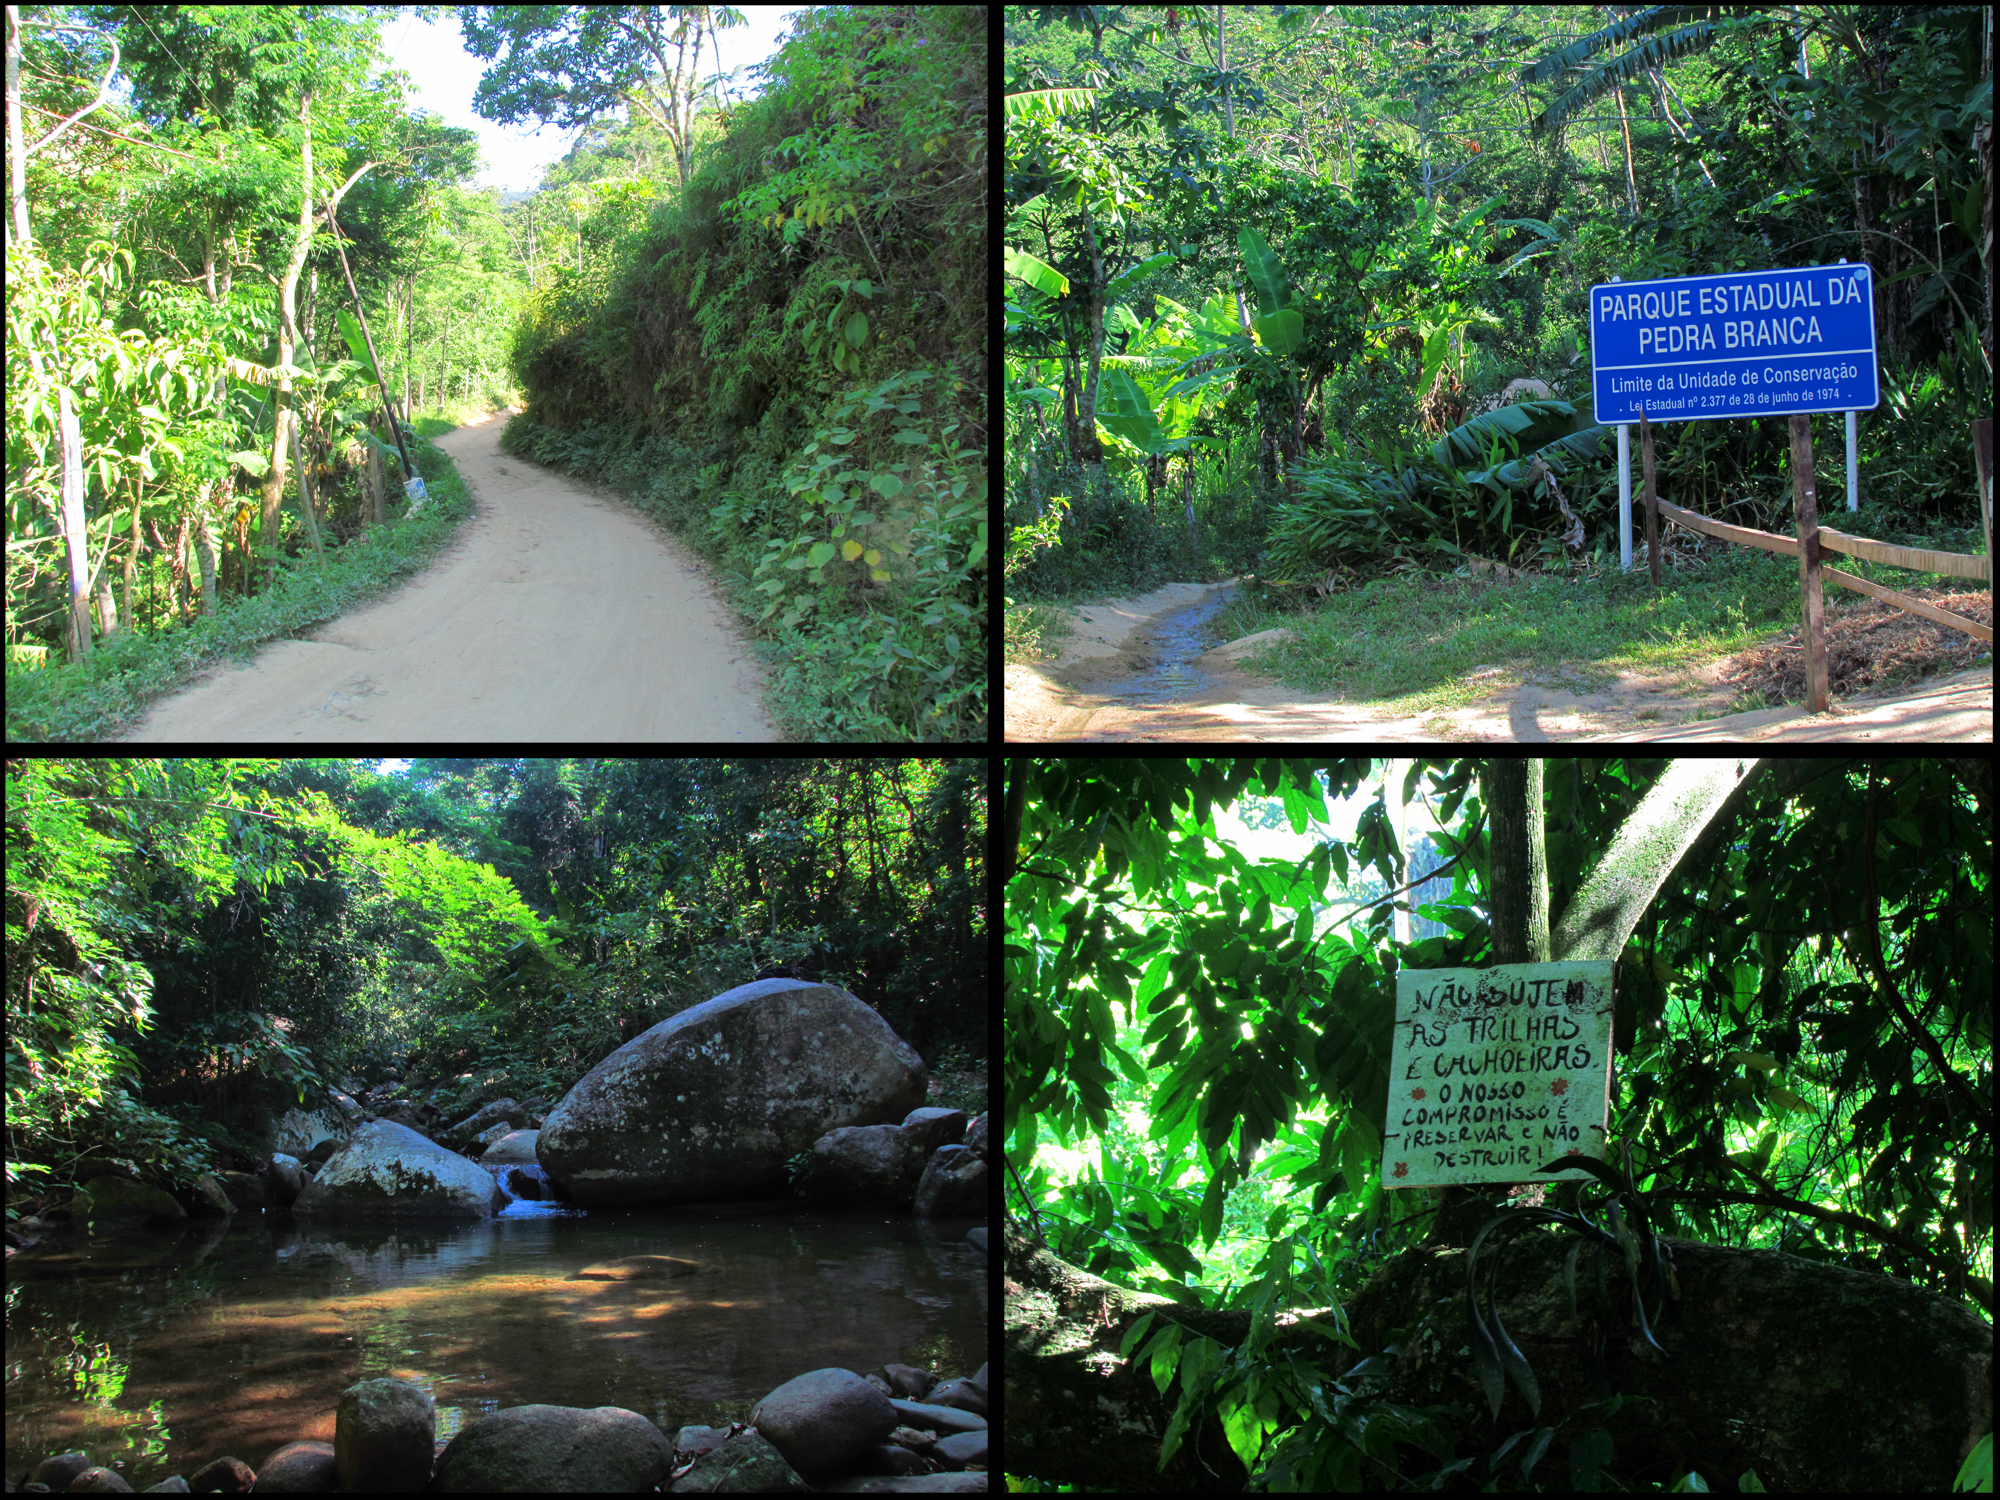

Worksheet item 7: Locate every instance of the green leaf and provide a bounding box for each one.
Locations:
[1237,226,1294,320]
[1096,367,1167,453]
[336,309,384,388]
[1252,307,1304,356]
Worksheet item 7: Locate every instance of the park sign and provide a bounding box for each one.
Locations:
[1590,263,1878,425]
[1381,962,1616,1190]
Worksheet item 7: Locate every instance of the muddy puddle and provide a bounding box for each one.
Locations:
[1087,583,1240,702]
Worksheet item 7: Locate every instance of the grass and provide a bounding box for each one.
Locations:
[1007,498,1991,725]
[5,394,515,743]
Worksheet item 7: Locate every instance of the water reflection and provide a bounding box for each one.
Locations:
[5,1203,987,1486]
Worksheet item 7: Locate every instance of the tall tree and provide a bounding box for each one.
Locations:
[6,5,120,659]
[1428,757,1756,1246]
[456,4,749,196]
[73,3,411,586]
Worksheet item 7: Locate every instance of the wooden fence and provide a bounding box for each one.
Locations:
[1637,411,1992,712]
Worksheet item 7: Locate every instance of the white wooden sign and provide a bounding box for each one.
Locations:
[1382,962,1616,1190]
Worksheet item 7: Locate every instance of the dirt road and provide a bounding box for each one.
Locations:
[1006,580,1991,743]
[114,409,777,742]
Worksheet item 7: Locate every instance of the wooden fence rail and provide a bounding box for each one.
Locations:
[1638,410,1991,712]
[1651,495,1992,643]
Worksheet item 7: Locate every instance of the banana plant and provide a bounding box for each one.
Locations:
[1093,227,1306,461]
[1236,224,1303,357]
[1093,289,1246,468]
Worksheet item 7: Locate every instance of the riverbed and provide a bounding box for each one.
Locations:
[5,1195,987,1486]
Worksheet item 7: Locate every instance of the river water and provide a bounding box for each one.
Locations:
[4,1186,988,1488]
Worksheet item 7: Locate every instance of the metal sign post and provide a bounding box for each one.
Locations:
[1593,262,1880,567]
[1382,961,1616,1191]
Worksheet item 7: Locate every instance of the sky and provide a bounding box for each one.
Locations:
[376,6,815,194]
[1214,761,1450,871]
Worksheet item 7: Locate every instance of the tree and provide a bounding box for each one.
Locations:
[1004,757,1992,1490]
[455,4,749,198]
[8,756,986,1211]
[6,5,121,659]
[5,2,471,643]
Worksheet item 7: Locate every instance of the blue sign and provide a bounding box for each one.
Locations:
[1590,264,1878,425]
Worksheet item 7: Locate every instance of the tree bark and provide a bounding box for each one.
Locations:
[1003,757,2000,1490]
[1426,761,1554,1247]
[1482,760,1548,965]
[1004,1216,1990,1491]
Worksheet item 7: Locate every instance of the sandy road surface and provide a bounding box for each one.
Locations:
[114,409,777,742]
[1006,580,1991,743]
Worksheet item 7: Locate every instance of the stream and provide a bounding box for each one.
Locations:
[4,1179,987,1485]
[1088,581,1239,703]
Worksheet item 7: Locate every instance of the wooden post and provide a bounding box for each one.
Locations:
[1640,407,1659,589]
[1974,418,1993,622]
[1791,414,1828,712]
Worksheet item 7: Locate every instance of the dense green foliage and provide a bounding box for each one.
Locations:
[1004,6,1991,688]
[1005,756,1991,1486]
[493,5,991,742]
[8,5,990,744]
[6,2,516,706]
[7,756,988,1210]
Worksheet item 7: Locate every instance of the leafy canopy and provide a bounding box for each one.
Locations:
[1005,757,1992,1316]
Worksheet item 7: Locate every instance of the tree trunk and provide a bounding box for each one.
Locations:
[1483,760,1548,965]
[257,87,319,587]
[1003,758,1998,1491]
[1424,761,1553,1247]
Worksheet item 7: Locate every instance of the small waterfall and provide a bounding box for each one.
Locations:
[500,1164,548,1200]
[488,1161,576,1217]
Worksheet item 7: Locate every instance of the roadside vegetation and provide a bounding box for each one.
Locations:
[7,400,510,743]
[1004,5,1991,712]
[1009,496,1989,722]
[10,7,987,744]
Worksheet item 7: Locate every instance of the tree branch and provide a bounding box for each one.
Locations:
[1642,1184,1990,1312]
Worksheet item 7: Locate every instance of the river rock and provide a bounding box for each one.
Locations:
[537,980,928,1208]
[72,1175,186,1232]
[568,1255,702,1281]
[750,1368,898,1480]
[482,1129,540,1165]
[336,1377,435,1490]
[912,1144,986,1219]
[433,1404,673,1492]
[294,1120,504,1221]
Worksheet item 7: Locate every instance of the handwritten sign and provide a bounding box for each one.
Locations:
[1381,962,1616,1189]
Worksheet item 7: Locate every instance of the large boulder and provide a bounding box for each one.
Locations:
[294,1120,504,1221]
[71,1175,187,1232]
[537,979,927,1208]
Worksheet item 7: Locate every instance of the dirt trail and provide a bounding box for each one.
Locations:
[115,409,777,742]
[1005,580,1992,743]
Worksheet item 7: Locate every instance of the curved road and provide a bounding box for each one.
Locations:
[115,410,778,742]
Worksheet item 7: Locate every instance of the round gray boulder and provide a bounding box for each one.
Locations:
[294,1120,504,1220]
[537,980,927,1208]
